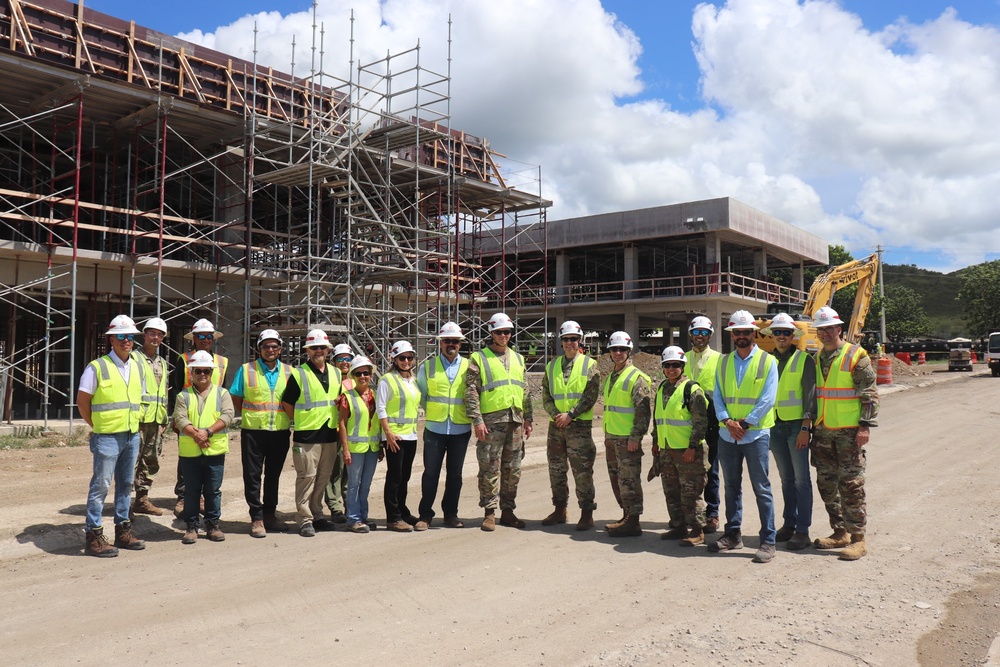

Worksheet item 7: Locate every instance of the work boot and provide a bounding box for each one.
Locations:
[133,492,163,516]
[263,513,288,533]
[814,528,850,549]
[708,530,743,552]
[182,524,198,545]
[387,520,414,533]
[786,532,811,551]
[114,521,145,550]
[481,510,496,532]
[838,535,868,561]
[205,521,225,542]
[331,510,347,524]
[443,516,464,528]
[660,525,688,540]
[753,542,776,564]
[85,527,119,558]
[575,509,594,531]
[607,514,642,538]
[541,505,567,526]
[173,497,184,518]
[605,512,627,531]
[775,525,795,542]
[499,509,526,529]
[679,528,704,547]
[703,516,720,534]
[250,520,266,538]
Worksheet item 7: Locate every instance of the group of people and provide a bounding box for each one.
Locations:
[78,305,878,563]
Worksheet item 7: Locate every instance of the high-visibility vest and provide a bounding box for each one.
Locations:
[88,355,142,434]
[345,390,381,453]
[653,379,698,450]
[293,365,341,432]
[774,349,807,421]
[380,371,420,437]
[472,348,526,414]
[603,365,650,436]
[545,354,595,421]
[685,348,721,392]
[180,352,228,388]
[240,360,291,431]
[177,386,229,457]
[423,356,470,424]
[718,349,776,430]
[132,351,167,424]
[816,343,865,429]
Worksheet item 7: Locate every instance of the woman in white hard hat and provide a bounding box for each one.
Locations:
[377,341,422,532]
[337,356,383,533]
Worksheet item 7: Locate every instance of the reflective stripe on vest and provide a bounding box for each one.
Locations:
[424,356,471,424]
[474,349,526,414]
[654,379,695,450]
[774,349,806,421]
[345,390,381,453]
[718,349,775,430]
[546,354,595,421]
[177,386,229,457]
[240,361,291,431]
[293,365,341,432]
[89,355,143,434]
[133,351,168,424]
[603,365,650,436]
[382,372,420,437]
[816,344,865,429]
[180,352,228,388]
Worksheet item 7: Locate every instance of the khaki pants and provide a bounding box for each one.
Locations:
[292,440,339,526]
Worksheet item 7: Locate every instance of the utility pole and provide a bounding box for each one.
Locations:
[877,244,886,344]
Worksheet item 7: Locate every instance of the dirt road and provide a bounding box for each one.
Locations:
[2,370,998,666]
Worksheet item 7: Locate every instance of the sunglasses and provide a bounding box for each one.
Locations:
[492,330,512,336]
[609,347,630,353]
[562,337,581,343]
[352,371,372,378]
[306,346,328,351]
[192,368,212,375]
[195,333,214,340]
[333,356,353,363]
[771,330,794,337]
[396,355,415,362]
[732,330,755,337]
[113,334,134,341]
[690,329,711,337]
[261,344,282,350]
[662,362,684,369]
[441,339,462,345]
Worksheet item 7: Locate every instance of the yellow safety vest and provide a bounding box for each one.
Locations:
[545,354,595,421]
[177,386,229,457]
[718,349,776,430]
[473,348,526,414]
[345,390,381,453]
[293,365,342,432]
[180,352,228,388]
[380,371,421,437]
[132,351,168,424]
[423,356,470,424]
[774,349,807,421]
[602,365,650,436]
[653,379,700,450]
[816,344,865,429]
[88,355,142,434]
[685,348,720,392]
[240,360,291,431]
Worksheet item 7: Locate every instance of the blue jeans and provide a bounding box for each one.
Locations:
[769,420,813,534]
[346,450,378,524]
[86,431,139,530]
[418,430,471,520]
[718,432,776,544]
[180,454,226,527]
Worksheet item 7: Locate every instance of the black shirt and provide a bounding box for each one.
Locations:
[281,361,338,444]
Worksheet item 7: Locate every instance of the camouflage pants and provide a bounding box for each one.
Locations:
[476,421,523,511]
[133,421,164,494]
[660,443,708,530]
[604,437,643,515]
[546,420,597,510]
[810,426,867,536]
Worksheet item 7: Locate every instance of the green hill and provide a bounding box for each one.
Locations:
[881,264,964,338]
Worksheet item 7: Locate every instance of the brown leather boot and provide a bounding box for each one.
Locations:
[838,534,867,561]
[814,528,850,549]
[133,492,163,516]
[680,528,704,547]
[173,497,184,518]
[660,524,688,540]
[575,509,594,531]
[182,524,198,544]
[499,509,526,529]
[541,506,567,526]
[607,513,642,537]
[481,510,496,532]
[114,521,145,550]
[85,527,119,558]
[605,512,627,531]
[250,520,266,538]
[205,521,225,542]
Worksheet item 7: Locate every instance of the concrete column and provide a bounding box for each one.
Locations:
[623,244,639,299]
[709,302,727,354]
[624,306,638,339]
[792,262,804,293]
[555,251,569,305]
[704,233,721,269]
[753,249,768,280]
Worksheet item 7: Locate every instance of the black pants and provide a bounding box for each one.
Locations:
[241,429,291,521]
[418,430,471,520]
[703,399,721,518]
[383,438,418,522]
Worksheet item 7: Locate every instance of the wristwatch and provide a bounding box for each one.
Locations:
[800,425,810,432]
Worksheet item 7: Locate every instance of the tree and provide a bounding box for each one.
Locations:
[957,260,1000,337]
[878,285,931,341]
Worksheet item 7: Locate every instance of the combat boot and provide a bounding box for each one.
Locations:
[679,528,704,547]
[499,509,526,529]
[541,505,567,526]
[814,528,850,549]
[660,524,688,540]
[575,509,594,531]
[607,514,641,538]
[114,521,145,550]
[173,497,184,518]
[481,510,496,532]
[85,527,119,558]
[605,511,627,531]
[133,492,163,516]
[838,535,867,561]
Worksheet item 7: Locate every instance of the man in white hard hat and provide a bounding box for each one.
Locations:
[709,310,778,563]
[230,329,292,537]
[464,313,533,531]
[169,318,230,517]
[324,342,355,523]
[77,315,147,557]
[541,320,600,530]
[130,317,169,516]
[810,306,879,561]
[684,315,723,534]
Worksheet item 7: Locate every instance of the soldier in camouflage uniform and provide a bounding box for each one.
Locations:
[602,331,652,538]
[131,318,169,517]
[810,307,879,561]
[465,313,534,532]
[650,346,709,546]
[541,321,601,530]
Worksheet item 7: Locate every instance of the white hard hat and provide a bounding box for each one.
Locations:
[724,310,759,332]
[142,317,168,335]
[390,340,415,359]
[304,329,332,349]
[187,350,217,369]
[559,320,583,338]
[813,306,845,329]
[436,322,466,340]
[487,312,514,332]
[257,329,283,347]
[608,331,633,350]
[106,315,141,336]
[184,318,222,340]
[689,316,714,333]
[332,343,354,357]
[661,346,686,364]
[768,313,796,331]
[349,356,375,374]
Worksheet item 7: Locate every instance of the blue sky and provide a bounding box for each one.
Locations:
[86,1,1000,273]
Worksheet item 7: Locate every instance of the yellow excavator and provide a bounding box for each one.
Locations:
[755,253,880,353]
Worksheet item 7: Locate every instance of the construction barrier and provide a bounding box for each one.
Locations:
[917,351,927,365]
[876,357,893,385]
[895,352,911,365]
[972,350,978,363]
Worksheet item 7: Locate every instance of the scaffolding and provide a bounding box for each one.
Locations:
[0,0,550,425]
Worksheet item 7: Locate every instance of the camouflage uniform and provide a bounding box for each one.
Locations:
[652,375,709,531]
[604,363,652,516]
[542,354,601,510]
[134,352,168,494]
[465,349,534,511]
[811,346,879,537]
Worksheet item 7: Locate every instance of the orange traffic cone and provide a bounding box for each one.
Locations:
[917,351,926,365]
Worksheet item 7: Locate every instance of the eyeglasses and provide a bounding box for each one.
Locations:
[144,330,164,337]
[562,337,581,343]
[352,371,372,378]
[662,362,684,369]
[113,334,134,341]
[609,347,630,353]
[771,330,794,337]
[195,333,214,340]
[441,338,462,345]
[333,356,353,363]
[261,344,282,350]
[396,355,415,362]
[690,329,711,337]
[192,368,212,375]
[492,330,512,336]
[816,327,840,335]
